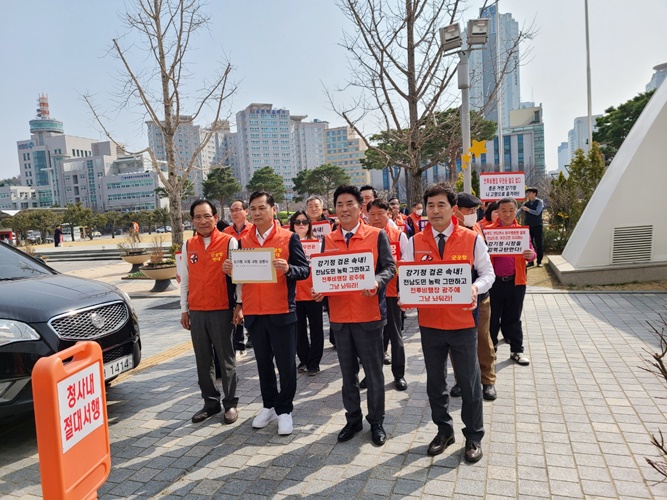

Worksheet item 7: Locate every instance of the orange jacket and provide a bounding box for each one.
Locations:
[488,219,528,286]
[240,221,300,315]
[324,224,382,323]
[413,219,477,330]
[186,229,232,311]
[384,223,403,298]
[408,212,424,233]
[224,222,251,241]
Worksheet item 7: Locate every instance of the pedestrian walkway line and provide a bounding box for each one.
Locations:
[114,341,193,384]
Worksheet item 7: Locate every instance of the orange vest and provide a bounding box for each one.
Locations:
[224,222,251,241]
[489,219,528,286]
[408,212,424,233]
[186,229,232,311]
[296,239,314,302]
[324,224,381,323]
[413,219,477,330]
[240,221,294,315]
[384,224,402,298]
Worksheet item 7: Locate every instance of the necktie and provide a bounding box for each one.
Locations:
[437,233,445,259]
[345,232,353,248]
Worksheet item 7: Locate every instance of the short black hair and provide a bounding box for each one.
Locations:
[333,185,363,206]
[388,197,400,204]
[249,191,275,207]
[423,183,457,208]
[497,197,518,208]
[411,201,422,208]
[230,199,248,210]
[484,202,499,222]
[367,199,390,212]
[526,187,538,195]
[359,185,377,198]
[190,199,218,217]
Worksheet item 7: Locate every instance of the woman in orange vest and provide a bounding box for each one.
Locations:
[290,211,324,376]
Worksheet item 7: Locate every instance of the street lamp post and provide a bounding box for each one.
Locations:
[440,19,490,194]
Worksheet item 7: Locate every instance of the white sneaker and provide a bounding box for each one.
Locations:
[277,413,293,435]
[252,407,278,429]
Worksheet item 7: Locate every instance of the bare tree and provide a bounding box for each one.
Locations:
[329,0,532,205]
[84,0,236,246]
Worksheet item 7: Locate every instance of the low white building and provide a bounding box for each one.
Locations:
[0,185,38,210]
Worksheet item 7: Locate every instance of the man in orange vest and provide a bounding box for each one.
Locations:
[224,200,252,354]
[448,193,498,401]
[407,202,425,234]
[404,184,495,463]
[313,185,396,446]
[367,199,409,391]
[223,191,310,436]
[180,200,239,425]
[489,197,535,366]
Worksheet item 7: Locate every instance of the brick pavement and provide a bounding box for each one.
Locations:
[1,285,667,498]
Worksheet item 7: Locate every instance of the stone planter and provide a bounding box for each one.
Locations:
[140,265,178,292]
[121,252,150,274]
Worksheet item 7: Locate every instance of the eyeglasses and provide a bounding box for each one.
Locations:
[293,220,309,226]
[193,214,215,221]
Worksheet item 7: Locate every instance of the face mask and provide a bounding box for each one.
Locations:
[415,209,423,216]
[462,213,477,228]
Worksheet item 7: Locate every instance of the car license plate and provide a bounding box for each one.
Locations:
[103,354,134,380]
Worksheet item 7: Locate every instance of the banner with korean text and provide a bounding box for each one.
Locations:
[300,239,321,262]
[312,220,332,240]
[483,227,531,256]
[310,251,375,294]
[398,261,472,308]
[479,172,526,201]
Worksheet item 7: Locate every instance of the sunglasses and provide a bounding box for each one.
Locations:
[293,220,309,226]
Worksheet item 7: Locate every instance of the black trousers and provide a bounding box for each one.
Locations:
[489,278,526,353]
[246,315,297,415]
[529,225,543,264]
[296,300,324,371]
[189,310,238,411]
[420,326,484,443]
[334,322,385,425]
[382,297,405,379]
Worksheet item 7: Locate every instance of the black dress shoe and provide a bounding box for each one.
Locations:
[483,384,497,401]
[449,384,461,397]
[192,405,221,423]
[427,433,455,456]
[370,423,386,445]
[359,377,367,389]
[394,377,408,391]
[383,352,391,365]
[337,421,363,442]
[464,440,483,463]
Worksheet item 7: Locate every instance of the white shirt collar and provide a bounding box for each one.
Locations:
[256,223,275,245]
[431,222,454,240]
[342,222,361,238]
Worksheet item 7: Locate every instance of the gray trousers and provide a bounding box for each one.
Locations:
[420,326,484,443]
[189,310,238,411]
[334,322,385,425]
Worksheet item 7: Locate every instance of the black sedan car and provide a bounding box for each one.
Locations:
[0,242,141,419]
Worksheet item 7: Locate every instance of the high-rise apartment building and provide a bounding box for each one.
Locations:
[646,62,667,92]
[146,116,223,198]
[557,141,569,174]
[469,4,520,129]
[566,115,601,160]
[290,116,327,172]
[324,126,370,186]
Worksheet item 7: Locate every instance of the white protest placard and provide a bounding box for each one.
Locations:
[311,220,332,240]
[300,239,321,262]
[311,251,376,294]
[175,251,184,277]
[479,172,526,201]
[398,262,472,308]
[482,227,530,256]
[57,362,104,453]
[389,242,400,261]
[231,249,277,283]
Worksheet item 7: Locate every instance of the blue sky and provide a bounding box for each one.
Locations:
[1,0,665,180]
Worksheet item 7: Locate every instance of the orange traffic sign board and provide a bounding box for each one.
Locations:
[33,341,111,500]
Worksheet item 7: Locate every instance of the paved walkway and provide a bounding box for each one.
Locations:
[1,260,666,498]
